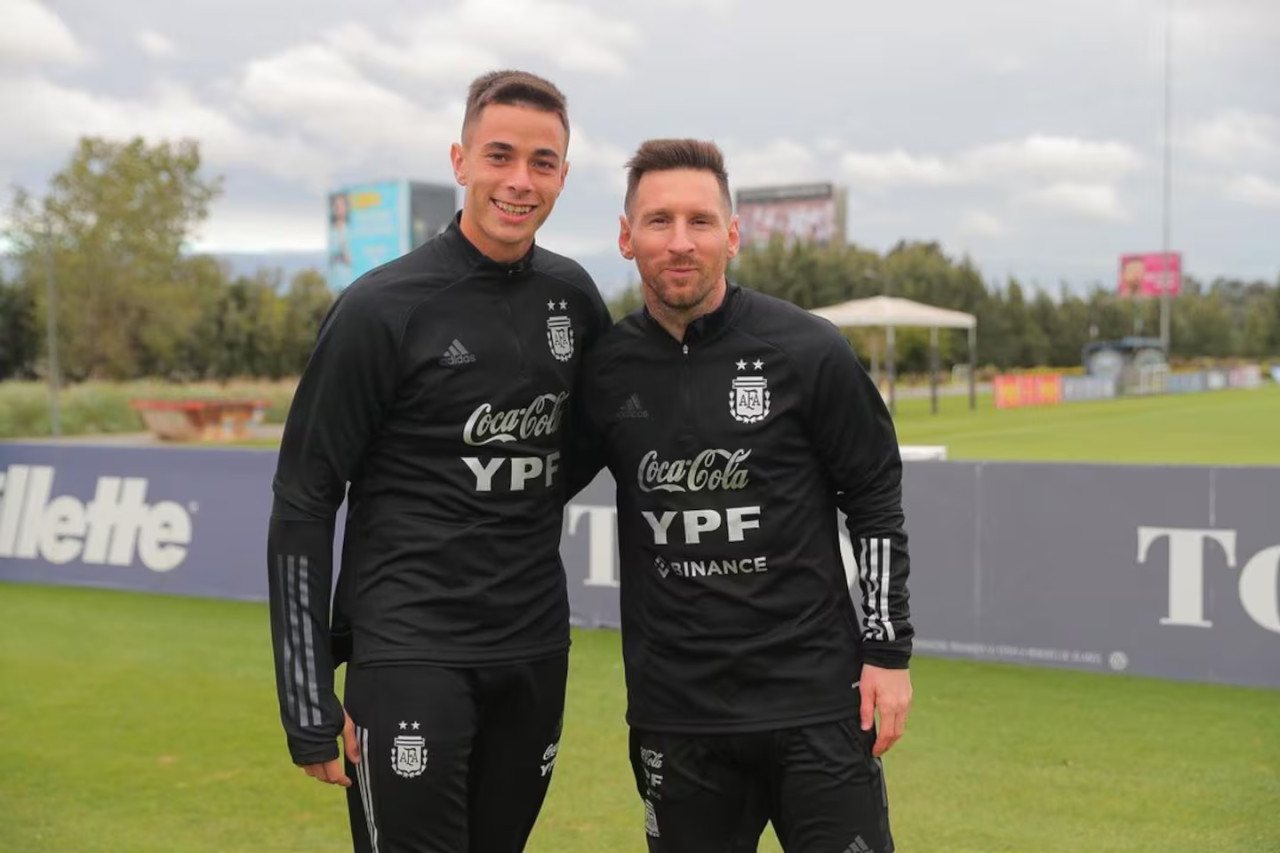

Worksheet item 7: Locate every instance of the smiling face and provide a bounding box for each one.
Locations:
[450,102,569,263]
[620,167,740,326]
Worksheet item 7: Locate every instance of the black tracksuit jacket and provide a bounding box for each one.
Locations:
[268,216,611,764]
[575,284,912,733]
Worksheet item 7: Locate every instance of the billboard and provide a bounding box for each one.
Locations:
[993,374,1063,409]
[735,183,845,248]
[1118,252,1182,297]
[328,180,457,290]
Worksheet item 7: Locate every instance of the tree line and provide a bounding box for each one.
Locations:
[1,137,333,383]
[611,238,1280,375]
[2,136,1276,383]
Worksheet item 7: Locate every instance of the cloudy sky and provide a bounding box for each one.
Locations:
[2,0,1277,295]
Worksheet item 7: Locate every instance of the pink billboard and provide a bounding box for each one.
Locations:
[736,184,843,248]
[1118,252,1182,297]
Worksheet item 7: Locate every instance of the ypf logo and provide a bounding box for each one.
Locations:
[0,465,193,572]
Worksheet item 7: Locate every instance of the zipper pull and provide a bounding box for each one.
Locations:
[682,344,689,356]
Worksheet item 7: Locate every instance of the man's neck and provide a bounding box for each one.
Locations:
[459,211,531,264]
[646,281,727,342]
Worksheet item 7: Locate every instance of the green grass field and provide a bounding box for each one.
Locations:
[2,584,1277,852]
[215,385,1280,465]
[890,384,1280,465]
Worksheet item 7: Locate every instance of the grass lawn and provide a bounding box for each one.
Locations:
[208,385,1280,467]
[2,583,1277,852]
[890,384,1280,465]
[8,382,1280,468]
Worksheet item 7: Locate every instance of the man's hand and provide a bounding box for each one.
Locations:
[859,664,912,757]
[300,710,361,787]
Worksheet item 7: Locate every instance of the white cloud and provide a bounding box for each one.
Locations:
[136,30,177,60]
[833,134,1141,190]
[645,0,734,10]
[1174,0,1280,55]
[960,135,1143,183]
[234,44,462,175]
[189,198,326,252]
[322,22,499,84]
[232,42,632,189]
[1224,174,1280,208]
[563,128,629,192]
[960,210,1009,237]
[1185,111,1279,163]
[438,0,639,73]
[320,0,640,80]
[724,139,823,188]
[841,148,957,187]
[0,75,331,187]
[1019,182,1128,221]
[0,0,87,67]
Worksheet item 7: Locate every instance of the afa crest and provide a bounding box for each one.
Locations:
[730,375,770,424]
[547,315,574,362]
[391,735,427,778]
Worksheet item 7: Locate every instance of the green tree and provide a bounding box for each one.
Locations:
[0,273,39,380]
[607,280,645,320]
[279,269,335,375]
[4,136,222,380]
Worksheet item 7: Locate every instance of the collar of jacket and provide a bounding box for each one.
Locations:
[643,282,743,345]
[444,212,537,277]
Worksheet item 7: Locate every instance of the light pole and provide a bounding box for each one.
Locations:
[1159,0,1174,351]
[43,217,62,437]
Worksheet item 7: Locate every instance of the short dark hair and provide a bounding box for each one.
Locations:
[624,138,732,217]
[462,70,570,143]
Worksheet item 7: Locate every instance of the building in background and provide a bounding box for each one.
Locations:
[735,183,847,248]
[327,180,457,290]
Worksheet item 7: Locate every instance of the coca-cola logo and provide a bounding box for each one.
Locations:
[638,449,751,493]
[464,392,568,446]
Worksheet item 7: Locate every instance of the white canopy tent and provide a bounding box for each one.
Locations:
[810,295,978,414]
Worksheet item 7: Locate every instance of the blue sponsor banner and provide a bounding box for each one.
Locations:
[0,445,275,600]
[1167,372,1207,395]
[327,181,409,290]
[4,443,1278,689]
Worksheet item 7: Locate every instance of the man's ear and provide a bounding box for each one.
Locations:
[618,214,634,260]
[450,143,466,186]
[727,213,740,260]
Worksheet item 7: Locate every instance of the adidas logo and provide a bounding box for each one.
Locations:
[439,339,477,367]
[843,837,874,853]
[616,393,649,419]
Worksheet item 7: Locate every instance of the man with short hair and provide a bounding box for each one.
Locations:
[574,138,913,852]
[267,69,612,852]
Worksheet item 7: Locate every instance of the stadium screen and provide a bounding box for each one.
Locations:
[327,180,457,290]
[735,183,845,248]
[1117,252,1182,298]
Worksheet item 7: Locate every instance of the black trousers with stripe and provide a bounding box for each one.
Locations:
[342,655,568,853]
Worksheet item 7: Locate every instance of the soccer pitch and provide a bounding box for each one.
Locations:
[1,583,1277,852]
[891,384,1280,465]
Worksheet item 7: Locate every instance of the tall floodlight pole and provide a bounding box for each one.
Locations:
[1159,0,1174,350]
[44,217,62,437]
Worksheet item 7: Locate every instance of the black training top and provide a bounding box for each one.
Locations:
[268,215,611,764]
[575,284,913,734]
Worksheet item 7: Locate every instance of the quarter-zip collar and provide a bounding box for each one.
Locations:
[643,282,743,345]
[444,212,537,279]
